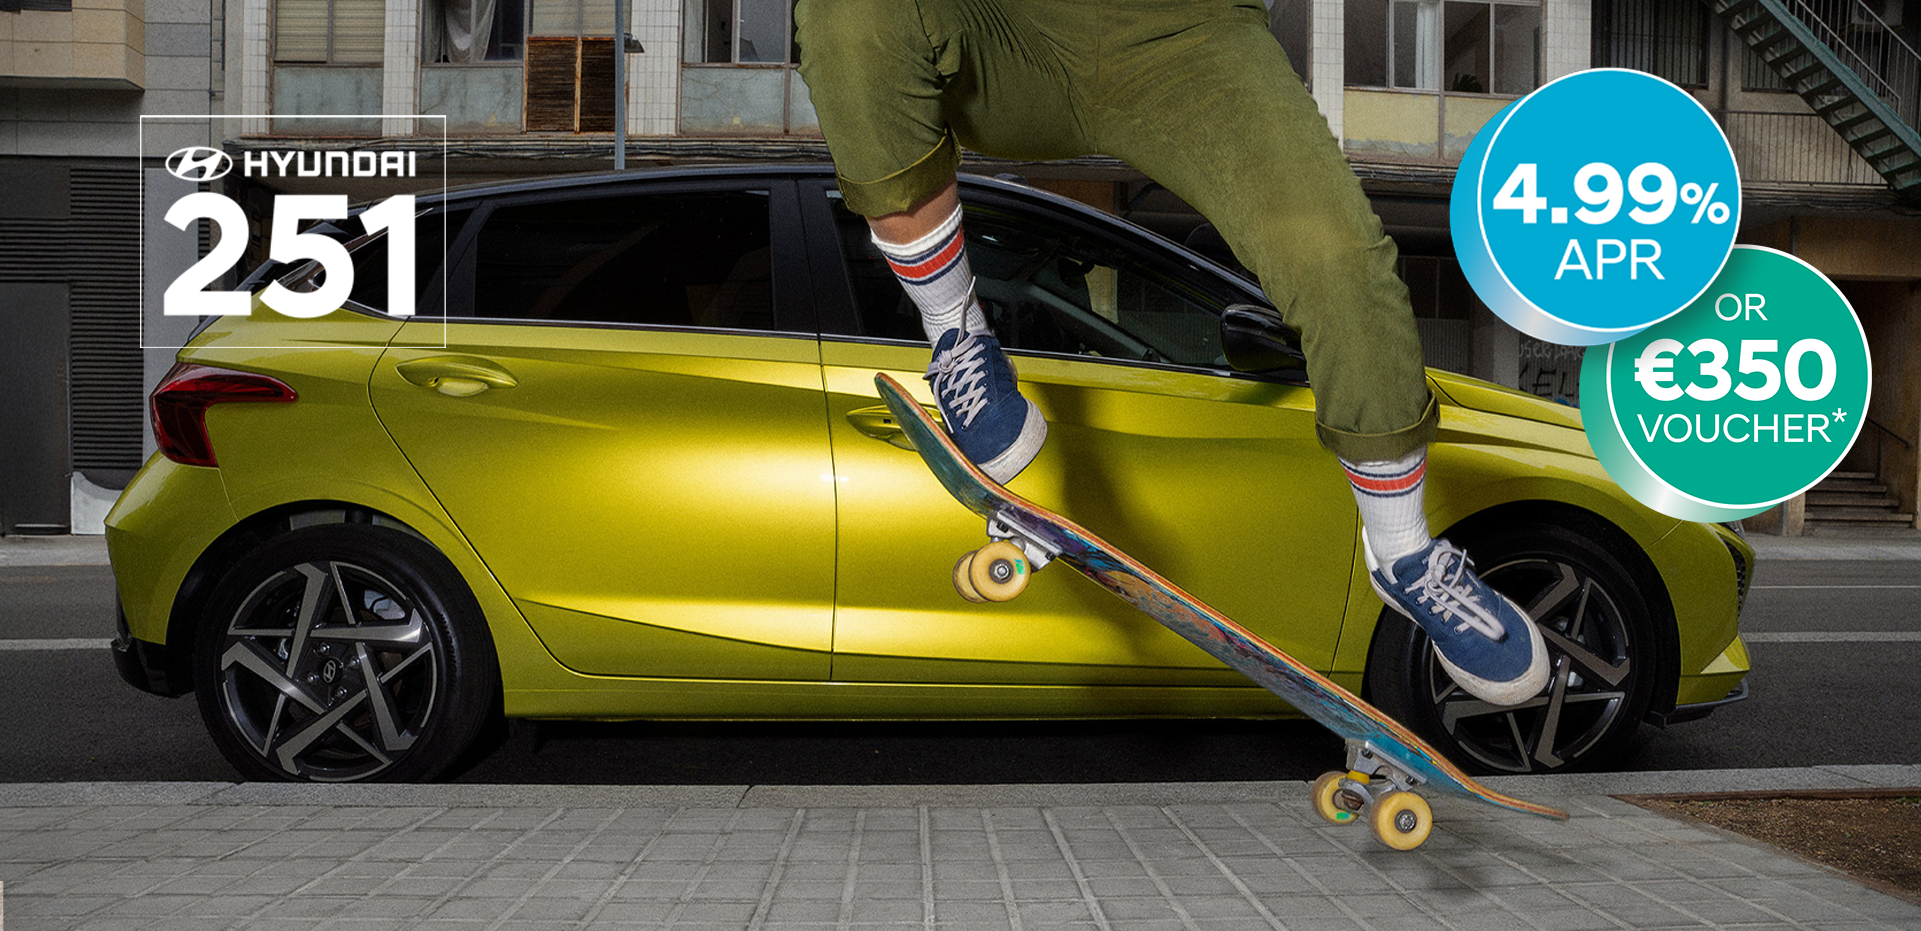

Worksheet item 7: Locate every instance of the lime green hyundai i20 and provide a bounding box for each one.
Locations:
[108,167,1753,783]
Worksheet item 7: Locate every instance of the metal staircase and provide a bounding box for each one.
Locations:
[1707,0,1921,197]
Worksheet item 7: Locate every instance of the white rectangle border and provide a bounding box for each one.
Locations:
[138,114,450,351]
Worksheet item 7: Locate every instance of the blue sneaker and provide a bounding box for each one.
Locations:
[926,328,1047,484]
[1364,534,1550,706]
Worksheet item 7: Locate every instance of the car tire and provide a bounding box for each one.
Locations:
[192,523,500,782]
[1366,519,1658,775]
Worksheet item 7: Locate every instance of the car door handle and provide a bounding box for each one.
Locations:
[395,356,518,398]
[846,404,940,451]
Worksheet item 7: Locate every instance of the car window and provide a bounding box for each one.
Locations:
[265,206,472,315]
[472,190,774,330]
[830,195,1230,368]
[343,206,472,314]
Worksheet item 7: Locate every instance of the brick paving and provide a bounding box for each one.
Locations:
[1,769,1917,931]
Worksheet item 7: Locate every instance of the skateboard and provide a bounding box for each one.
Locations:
[874,372,1567,850]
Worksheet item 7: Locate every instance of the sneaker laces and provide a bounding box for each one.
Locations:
[927,333,992,429]
[1398,540,1508,640]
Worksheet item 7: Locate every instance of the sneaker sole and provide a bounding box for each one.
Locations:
[1362,532,1552,707]
[978,398,1048,485]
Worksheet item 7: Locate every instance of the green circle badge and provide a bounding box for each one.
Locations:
[1580,245,1871,521]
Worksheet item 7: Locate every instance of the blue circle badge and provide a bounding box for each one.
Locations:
[1452,69,1741,346]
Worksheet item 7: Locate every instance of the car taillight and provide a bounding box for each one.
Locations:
[150,362,297,467]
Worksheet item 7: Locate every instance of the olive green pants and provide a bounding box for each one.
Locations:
[794,0,1437,461]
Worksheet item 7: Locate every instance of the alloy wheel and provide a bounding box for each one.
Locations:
[215,559,440,781]
[1426,555,1637,773]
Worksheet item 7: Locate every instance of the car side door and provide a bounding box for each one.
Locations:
[369,180,838,682]
[805,181,1359,688]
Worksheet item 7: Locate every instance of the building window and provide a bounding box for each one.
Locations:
[680,0,814,134]
[1268,0,1312,84]
[423,0,525,62]
[684,0,797,64]
[274,0,385,63]
[1347,0,1541,95]
[1592,0,1710,89]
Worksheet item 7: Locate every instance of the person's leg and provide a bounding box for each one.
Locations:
[794,0,1087,482]
[1093,0,1546,704]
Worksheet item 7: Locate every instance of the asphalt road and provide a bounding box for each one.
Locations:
[0,550,1915,784]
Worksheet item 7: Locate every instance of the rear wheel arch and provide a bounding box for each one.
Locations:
[163,502,447,693]
[190,519,502,781]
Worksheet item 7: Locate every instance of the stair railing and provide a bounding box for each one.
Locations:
[1856,415,1913,500]
[1778,0,1921,130]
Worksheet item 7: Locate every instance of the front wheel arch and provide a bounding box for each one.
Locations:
[1364,504,1676,774]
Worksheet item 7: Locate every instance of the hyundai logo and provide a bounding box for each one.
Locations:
[165,146,233,182]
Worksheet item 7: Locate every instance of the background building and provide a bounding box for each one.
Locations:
[2,0,1917,534]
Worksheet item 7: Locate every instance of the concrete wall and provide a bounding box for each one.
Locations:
[1837,279,1919,521]
[678,66,786,134]
[421,64,522,132]
[0,0,218,157]
[1343,89,1438,159]
[1748,217,1921,281]
[1746,218,1921,530]
[1,0,145,88]
[271,64,381,133]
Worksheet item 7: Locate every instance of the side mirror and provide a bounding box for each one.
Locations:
[1220,304,1307,378]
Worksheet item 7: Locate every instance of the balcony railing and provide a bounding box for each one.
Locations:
[1724,109,1889,186]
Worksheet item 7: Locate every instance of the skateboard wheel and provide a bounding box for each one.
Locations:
[1370,791,1433,851]
[968,540,1031,602]
[953,552,988,603]
[1311,772,1361,825]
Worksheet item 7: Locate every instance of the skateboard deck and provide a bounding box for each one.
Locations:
[875,373,1566,848]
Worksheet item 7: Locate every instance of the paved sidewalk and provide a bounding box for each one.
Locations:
[0,767,1916,931]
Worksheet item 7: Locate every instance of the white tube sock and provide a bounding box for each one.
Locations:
[1340,448,1432,563]
[871,203,989,341]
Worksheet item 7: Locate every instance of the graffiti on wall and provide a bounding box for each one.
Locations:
[1519,337,1584,406]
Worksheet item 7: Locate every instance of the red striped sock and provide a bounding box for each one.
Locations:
[1341,449,1431,562]
[872,203,988,341]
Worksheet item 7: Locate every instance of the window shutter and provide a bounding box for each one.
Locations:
[526,37,579,131]
[578,37,615,132]
[331,0,387,62]
[274,0,330,62]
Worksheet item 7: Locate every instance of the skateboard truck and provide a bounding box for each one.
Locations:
[1310,741,1437,851]
[987,513,1061,571]
[952,511,1062,604]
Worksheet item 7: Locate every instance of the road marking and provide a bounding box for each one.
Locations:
[0,639,112,651]
[1752,584,1921,590]
[1744,632,1921,643]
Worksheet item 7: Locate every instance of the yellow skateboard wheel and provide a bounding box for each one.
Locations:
[1311,772,1361,825]
[968,540,1031,602]
[1370,791,1433,851]
[953,552,988,603]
